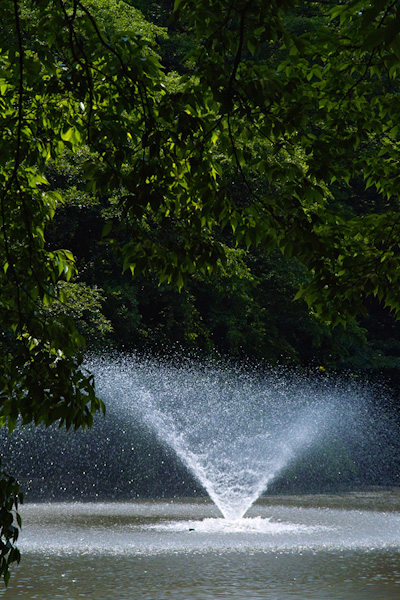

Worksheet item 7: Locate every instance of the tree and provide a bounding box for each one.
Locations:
[172,0,400,323]
[0,0,233,580]
[2,0,400,583]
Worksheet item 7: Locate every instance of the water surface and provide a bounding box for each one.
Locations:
[2,494,400,599]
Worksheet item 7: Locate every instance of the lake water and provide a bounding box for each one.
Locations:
[2,493,400,599]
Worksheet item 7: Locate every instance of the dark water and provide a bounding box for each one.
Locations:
[2,494,400,600]
[5,550,400,600]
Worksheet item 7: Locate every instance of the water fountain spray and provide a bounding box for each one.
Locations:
[88,354,364,520]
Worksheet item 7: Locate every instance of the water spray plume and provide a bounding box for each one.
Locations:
[88,354,365,520]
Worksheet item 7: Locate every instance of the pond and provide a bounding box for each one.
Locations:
[2,492,400,599]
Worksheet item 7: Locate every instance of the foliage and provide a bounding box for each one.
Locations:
[0,463,22,588]
[173,0,400,324]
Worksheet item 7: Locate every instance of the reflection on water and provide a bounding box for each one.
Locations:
[1,494,400,599]
[5,550,400,600]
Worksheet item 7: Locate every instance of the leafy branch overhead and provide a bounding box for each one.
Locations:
[173,0,400,324]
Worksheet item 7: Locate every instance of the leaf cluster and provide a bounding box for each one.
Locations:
[0,463,22,587]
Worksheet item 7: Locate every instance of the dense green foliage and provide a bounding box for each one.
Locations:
[2,0,400,583]
[0,464,22,587]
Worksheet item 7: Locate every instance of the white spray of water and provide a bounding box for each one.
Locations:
[87,355,363,520]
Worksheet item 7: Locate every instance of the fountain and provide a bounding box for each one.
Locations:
[2,354,400,599]
[84,354,389,520]
[3,353,399,506]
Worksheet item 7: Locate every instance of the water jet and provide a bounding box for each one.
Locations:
[3,354,399,506]
[84,354,396,519]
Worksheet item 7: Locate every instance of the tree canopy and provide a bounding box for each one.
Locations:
[2,0,400,583]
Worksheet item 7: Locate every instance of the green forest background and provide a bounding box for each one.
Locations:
[42,0,400,385]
